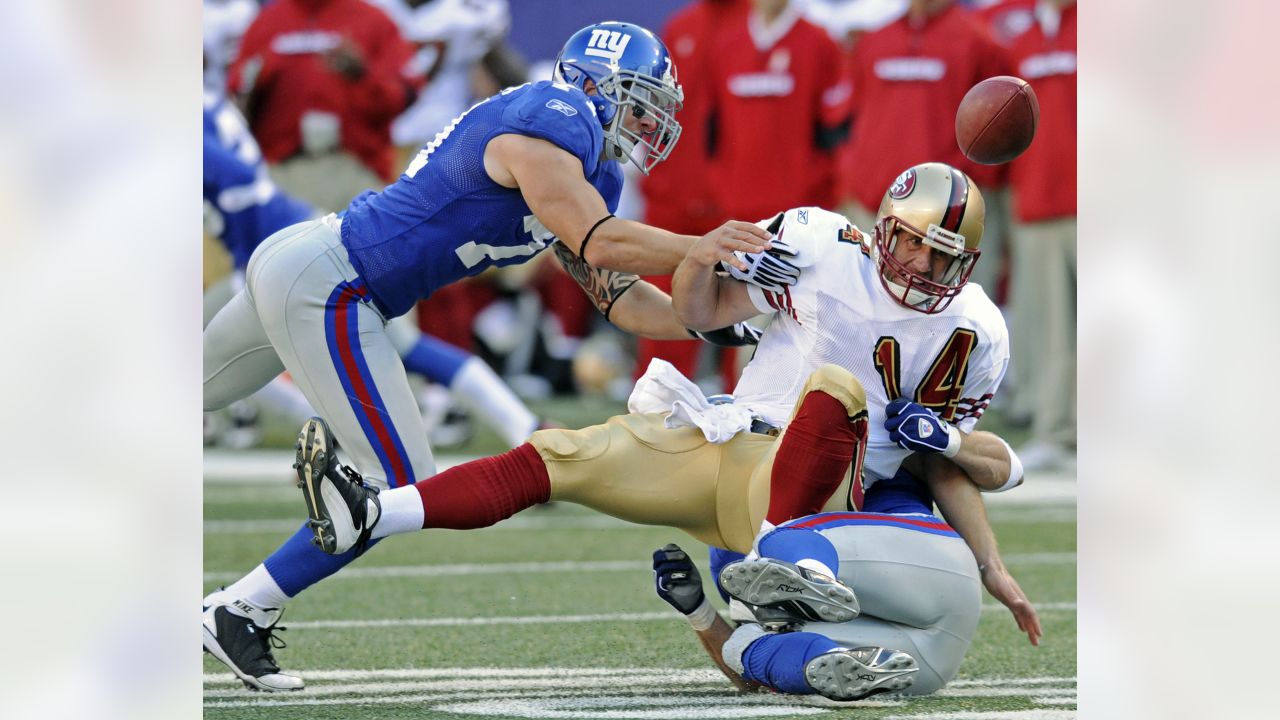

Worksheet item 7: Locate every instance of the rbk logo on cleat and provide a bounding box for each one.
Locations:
[777,583,803,593]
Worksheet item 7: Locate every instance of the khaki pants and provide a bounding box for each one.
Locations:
[529,365,867,553]
[269,152,385,214]
[1008,216,1076,446]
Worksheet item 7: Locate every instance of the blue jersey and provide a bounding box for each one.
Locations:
[339,81,625,318]
[202,92,313,270]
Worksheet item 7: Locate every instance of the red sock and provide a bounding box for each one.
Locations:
[413,443,550,529]
[766,392,868,524]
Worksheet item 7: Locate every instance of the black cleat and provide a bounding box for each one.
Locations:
[202,604,302,692]
[294,417,381,555]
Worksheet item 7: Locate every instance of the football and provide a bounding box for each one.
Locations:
[955,76,1040,165]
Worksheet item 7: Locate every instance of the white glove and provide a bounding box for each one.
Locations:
[724,234,801,293]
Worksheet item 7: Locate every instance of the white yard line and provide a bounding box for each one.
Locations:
[204,553,1075,583]
[214,604,1075,632]
[885,707,1075,712]
[202,668,1076,716]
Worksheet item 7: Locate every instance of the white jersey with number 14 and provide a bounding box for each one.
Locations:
[734,207,1010,486]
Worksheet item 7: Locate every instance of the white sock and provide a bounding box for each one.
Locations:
[796,558,838,579]
[221,564,291,625]
[372,486,425,540]
[451,358,539,447]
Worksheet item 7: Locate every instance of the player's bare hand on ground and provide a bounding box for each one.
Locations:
[689,221,773,271]
[980,560,1042,646]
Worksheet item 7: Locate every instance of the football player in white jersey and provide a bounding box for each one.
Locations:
[677,161,1021,497]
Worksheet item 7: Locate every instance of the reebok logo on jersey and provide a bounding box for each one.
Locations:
[585,29,631,64]
[797,209,809,224]
[544,99,578,117]
[917,419,934,438]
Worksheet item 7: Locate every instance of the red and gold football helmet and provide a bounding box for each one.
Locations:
[872,162,985,314]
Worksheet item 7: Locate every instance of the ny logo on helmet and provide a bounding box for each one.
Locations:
[585,29,631,64]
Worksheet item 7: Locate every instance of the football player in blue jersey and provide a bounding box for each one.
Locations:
[204,90,545,450]
[652,460,1042,702]
[203,22,789,691]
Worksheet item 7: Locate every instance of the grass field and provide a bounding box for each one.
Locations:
[204,402,1075,720]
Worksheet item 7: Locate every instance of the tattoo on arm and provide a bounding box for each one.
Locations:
[553,241,640,321]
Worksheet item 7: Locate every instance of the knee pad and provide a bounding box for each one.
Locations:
[795,364,867,420]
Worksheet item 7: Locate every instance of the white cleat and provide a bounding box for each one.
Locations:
[804,646,918,700]
[719,558,860,624]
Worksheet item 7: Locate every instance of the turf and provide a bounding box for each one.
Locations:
[207,399,1070,719]
[203,449,1076,719]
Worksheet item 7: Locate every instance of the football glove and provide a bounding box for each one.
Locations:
[652,543,706,615]
[884,398,961,457]
[724,235,801,294]
[688,322,763,347]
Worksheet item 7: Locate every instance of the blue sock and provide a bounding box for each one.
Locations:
[758,527,839,575]
[708,546,746,602]
[399,334,470,386]
[741,631,845,694]
[262,522,381,597]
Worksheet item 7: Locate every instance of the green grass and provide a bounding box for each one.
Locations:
[204,458,1076,719]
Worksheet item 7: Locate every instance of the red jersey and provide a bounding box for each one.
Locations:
[1007,3,1076,222]
[706,8,851,221]
[971,0,1038,47]
[837,5,1012,212]
[641,0,749,234]
[227,0,420,181]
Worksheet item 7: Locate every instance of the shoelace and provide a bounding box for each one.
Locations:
[254,616,290,672]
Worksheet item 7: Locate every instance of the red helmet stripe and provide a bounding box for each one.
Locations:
[939,167,969,233]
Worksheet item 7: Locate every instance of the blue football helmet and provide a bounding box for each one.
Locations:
[553,21,683,174]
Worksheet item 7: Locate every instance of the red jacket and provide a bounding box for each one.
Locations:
[227,0,420,181]
[1007,3,1076,222]
[641,0,749,234]
[837,5,1012,212]
[706,8,851,222]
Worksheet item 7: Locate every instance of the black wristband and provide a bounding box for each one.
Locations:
[579,214,616,260]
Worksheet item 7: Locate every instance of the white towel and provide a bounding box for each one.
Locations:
[627,358,755,444]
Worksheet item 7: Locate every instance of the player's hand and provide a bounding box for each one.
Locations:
[652,543,706,615]
[980,559,1043,646]
[688,221,774,272]
[885,398,961,457]
[724,233,800,293]
[688,322,763,347]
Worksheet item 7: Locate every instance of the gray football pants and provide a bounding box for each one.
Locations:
[203,215,435,488]
[732,520,982,695]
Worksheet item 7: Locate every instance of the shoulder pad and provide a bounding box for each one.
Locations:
[755,207,851,269]
[500,81,603,171]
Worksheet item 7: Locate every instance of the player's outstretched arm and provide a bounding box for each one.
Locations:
[553,243,764,343]
[652,544,758,691]
[885,400,1022,492]
[551,242,687,338]
[485,133,693,273]
[671,233,773,332]
[911,455,1043,646]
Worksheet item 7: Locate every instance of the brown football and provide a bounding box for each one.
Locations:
[955,76,1040,165]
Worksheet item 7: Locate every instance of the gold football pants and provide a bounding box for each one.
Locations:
[528,364,866,553]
